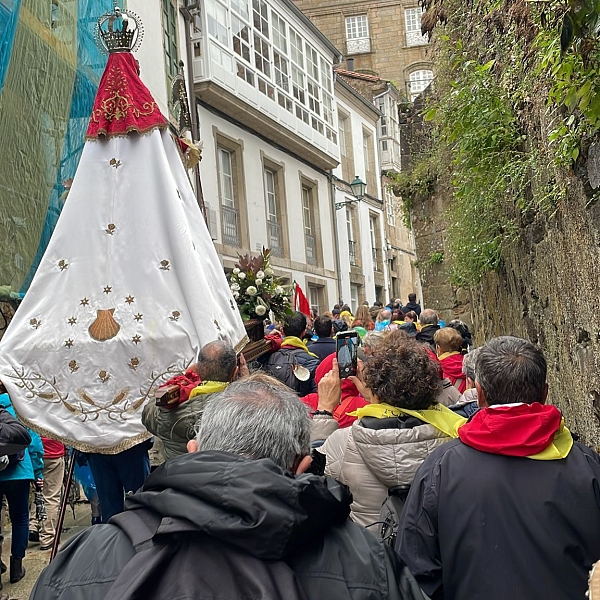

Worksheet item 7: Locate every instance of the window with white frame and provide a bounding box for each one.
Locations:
[345,15,370,54]
[207,1,228,46]
[385,186,396,227]
[252,0,269,37]
[265,169,278,222]
[405,7,428,46]
[264,167,285,257]
[338,114,347,155]
[271,11,287,52]
[204,0,337,141]
[409,69,434,100]
[231,0,249,20]
[302,186,318,265]
[218,148,235,208]
[290,28,303,67]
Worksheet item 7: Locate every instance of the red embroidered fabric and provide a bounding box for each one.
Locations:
[86,52,167,139]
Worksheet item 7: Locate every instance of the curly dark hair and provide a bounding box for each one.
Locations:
[363,332,442,410]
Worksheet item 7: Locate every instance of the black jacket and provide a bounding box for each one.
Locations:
[32,451,406,600]
[0,407,30,456]
[415,324,440,351]
[308,337,337,362]
[401,301,421,316]
[397,439,600,600]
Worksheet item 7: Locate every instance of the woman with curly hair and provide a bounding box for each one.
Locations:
[311,332,464,527]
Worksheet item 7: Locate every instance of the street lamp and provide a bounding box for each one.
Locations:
[335,175,367,210]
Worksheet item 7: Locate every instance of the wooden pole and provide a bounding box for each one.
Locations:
[49,449,77,562]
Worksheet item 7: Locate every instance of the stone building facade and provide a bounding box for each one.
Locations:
[291,0,434,101]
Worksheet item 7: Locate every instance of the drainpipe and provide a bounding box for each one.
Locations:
[180,2,207,223]
[329,172,343,304]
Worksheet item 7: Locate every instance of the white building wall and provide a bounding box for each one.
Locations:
[199,107,338,310]
[333,92,388,308]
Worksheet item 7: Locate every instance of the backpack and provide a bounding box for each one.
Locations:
[263,349,305,393]
[379,484,411,547]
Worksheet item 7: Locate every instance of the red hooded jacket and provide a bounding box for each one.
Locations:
[301,353,368,428]
[439,352,466,393]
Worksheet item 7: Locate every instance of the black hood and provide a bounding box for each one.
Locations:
[122,451,351,561]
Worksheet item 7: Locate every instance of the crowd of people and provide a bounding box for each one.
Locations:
[0,293,599,598]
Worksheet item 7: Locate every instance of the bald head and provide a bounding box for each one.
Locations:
[419,309,438,326]
[197,340,237,383]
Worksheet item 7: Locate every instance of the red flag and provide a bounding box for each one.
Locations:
[294,282,311,316]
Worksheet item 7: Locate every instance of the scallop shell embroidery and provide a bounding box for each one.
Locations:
[89,309,120,341]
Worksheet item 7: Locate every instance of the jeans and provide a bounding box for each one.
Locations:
[0,480,30,558]
[87,443,150,523]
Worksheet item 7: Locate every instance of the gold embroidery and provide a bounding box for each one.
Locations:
[103,286,112,294]
[125,295,135,304]
[68,360,79,373]
[128,357,139,371]
[214,319,221,331]
[160,260,170,271]
[58,260,69,271]
[132,335,141,344]
[109,158,122,168]
[80,298,90,306]
[133,313,143,322]
[90,64,157,125]
[89,309,120,341]
[99,370,110,383]
[169,311,180,322]
[105,224,116,235]
[68,317,77,326]
[64,339,74,348]
[29,318,41,329]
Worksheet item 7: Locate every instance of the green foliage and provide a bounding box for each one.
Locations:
[428,251,445,264]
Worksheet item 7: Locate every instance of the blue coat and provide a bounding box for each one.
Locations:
[0,394,44,481]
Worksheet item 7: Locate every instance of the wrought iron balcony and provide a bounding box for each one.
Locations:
[305,234,318,266]
[221,205,240,247]
[268,220,284,257]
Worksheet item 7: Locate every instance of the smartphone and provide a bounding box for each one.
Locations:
[336,331,358,379]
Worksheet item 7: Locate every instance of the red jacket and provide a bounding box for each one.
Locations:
[42,437,65,459]
[301,353,368,428]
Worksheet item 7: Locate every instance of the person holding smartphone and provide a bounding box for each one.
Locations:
[310,332,463,528]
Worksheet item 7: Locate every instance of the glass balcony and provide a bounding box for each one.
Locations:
[221,205,240,246]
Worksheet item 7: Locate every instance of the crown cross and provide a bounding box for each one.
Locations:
[95,7,144,55]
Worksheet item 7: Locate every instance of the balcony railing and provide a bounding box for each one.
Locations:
[372,247,382,271]
[347,37,371,55]
[349,240,358,266]
[268,220,284,257]
[406,30,429,47]
[221,205,240,247]
[305,234,318,266]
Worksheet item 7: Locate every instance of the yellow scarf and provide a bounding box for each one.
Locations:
[349,403,573,460]
[527,419,573,460]
[189,381,229,399]
[349,402,466,438]
[438,351,460,361]
[281,336,318,358]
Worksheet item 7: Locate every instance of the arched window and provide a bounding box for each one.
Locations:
[409,70,434,100]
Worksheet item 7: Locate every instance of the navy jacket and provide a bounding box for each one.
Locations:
[308,337,337,362]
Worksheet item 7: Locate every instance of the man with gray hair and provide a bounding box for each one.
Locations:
[31,376,412,600]
[415,309,439,351]
[397,336,600,600]
[142,339,241,460]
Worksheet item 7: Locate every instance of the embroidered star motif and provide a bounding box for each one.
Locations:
[80,298,89,306]
[64,339,74,348]
[132,335,141,345]
[103,286,112,295]
[68,317,77,326]
[125,295,135,304]
[134,313,143,322]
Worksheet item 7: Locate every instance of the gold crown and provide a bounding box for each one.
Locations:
[94,7,143,54]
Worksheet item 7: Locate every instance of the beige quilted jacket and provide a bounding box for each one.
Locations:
[318,420,451,527]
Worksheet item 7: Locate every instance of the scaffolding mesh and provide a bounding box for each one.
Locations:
[0,0,113,292]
